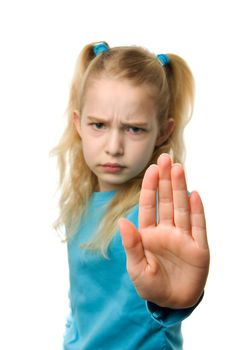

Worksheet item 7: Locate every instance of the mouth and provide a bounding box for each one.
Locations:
[100,163,126,173]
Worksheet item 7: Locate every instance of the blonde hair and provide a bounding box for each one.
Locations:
[50,41,195,257]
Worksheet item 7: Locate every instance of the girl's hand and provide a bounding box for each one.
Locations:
[118,153,210,309]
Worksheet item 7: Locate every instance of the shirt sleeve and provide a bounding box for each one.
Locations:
[146,293,204,327]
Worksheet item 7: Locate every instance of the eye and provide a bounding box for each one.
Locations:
[91,122,105,130]
[126,126,145,134]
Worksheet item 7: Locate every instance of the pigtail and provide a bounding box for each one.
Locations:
[161,54,195,163]
[50,42,107,238]
[69,43,98,112]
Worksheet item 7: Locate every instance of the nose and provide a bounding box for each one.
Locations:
[105,129,124,156]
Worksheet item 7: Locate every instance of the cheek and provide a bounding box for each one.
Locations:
[82,139,94,158]
[81,134,102,162]
[131,141,156,169]
[135,136,157,157]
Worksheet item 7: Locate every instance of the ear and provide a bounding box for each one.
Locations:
[155,118,175,146]
[73,110,82,138]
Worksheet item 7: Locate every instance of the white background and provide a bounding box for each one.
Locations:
[0,1,232,349]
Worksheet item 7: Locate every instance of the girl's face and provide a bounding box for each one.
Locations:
[74,78,162,192]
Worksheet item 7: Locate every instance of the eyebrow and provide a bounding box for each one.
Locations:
[86,116,150,127]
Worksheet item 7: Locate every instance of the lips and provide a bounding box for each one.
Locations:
[101,163,125,173]
[103,163,125,168]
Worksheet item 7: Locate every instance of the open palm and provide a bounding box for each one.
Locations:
[118,154,210,309]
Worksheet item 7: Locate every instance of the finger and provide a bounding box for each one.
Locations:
[171,164,191,233]
[189,191,208,249]
[118,218,147,278]
[157,154,174,225]
[138,164,159,230]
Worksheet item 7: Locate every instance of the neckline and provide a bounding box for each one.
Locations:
[91,190,118,204]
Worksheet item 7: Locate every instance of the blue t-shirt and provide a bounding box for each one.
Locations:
[63,191,198,350]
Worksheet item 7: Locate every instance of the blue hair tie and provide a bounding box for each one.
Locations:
[156,54,170,67]
[93,42,109,56]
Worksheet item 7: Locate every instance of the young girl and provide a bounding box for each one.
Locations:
[51,41,210,349]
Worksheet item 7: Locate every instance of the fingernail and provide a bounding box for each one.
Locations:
[172,162,182,168]
[148,164,158,172]
[159,153,171,159]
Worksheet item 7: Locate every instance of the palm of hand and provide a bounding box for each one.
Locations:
[118,154,210,309]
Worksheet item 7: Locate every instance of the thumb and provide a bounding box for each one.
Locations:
[118,218,147,276]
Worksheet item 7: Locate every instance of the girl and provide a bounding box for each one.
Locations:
[51,41,210,349]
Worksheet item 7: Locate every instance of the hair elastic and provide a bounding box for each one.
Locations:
[156,54,170,67]
[93,42,109,56]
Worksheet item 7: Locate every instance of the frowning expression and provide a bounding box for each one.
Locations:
[74,78,160,191]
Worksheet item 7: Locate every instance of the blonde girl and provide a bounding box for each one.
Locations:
[51,41,210,350]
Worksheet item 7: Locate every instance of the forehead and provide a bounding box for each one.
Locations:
[82,78,156,119]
